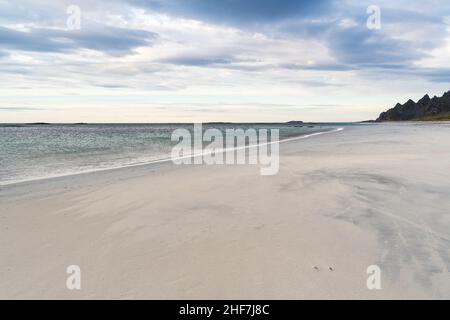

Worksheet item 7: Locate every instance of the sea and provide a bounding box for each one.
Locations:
[0,123,344,185]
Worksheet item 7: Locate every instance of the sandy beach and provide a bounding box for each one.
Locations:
[1,122,449,299]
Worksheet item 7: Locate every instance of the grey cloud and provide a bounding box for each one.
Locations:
[155,52,354,73]
[0,25,158,55]
[94,84,131,89]
[157,54,234,66]
[0,107,46,112]
[129,0,334,25]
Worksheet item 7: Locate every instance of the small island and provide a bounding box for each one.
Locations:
[285,121,304,125]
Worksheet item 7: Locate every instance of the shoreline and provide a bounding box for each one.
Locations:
[0,127,343,188]
[3,121,447,189]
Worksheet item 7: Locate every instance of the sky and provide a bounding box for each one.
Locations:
[1,0,450,123]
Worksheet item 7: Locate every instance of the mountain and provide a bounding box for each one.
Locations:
[377,90,450,121]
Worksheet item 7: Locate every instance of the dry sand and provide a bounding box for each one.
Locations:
[1,122,449,299]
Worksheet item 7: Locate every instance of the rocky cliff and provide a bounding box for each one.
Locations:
[377,90,450,121]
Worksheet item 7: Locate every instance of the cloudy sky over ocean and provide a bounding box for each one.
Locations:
[1,0,450,122]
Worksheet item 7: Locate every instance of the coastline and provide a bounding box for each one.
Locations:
[1,122,449,299]
[0,126,342,188]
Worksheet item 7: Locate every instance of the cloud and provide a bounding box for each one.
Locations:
[0,26,63,52]
[270,7,449,80]
[156,54,355,73]
[0,107,45,112]
[0,25,158,55]
[423,69,450,83]
[94,83,131,89]
[392,67,450,83]
[280,63,354,72]
[157,54,235,66]
[325,27,423,66]
[130,0,333,25]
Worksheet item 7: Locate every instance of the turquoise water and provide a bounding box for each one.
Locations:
[0,123,338,185]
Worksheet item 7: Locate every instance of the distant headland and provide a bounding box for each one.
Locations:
[377,90,450,121]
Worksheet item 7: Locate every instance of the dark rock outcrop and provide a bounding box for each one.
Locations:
[286,121,304,125]
[377,90,450,121]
